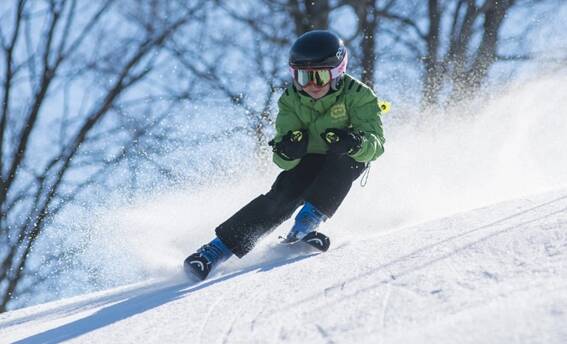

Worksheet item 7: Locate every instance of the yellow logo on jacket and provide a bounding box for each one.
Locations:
[330,103,347,120]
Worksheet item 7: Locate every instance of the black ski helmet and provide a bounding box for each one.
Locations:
[289,30,348,90]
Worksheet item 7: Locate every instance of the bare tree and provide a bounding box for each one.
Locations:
[0,0,204,312]
[375,0,558,107]
[429,0,516,104]
[167,1,298,166]
[188,0,564,141]
[343,0,401,88]
[285,0,332,35]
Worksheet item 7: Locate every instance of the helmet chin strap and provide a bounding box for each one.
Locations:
[331,76,343,91]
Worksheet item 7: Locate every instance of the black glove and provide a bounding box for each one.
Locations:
[321,128,363,155]
[268,129,308,161]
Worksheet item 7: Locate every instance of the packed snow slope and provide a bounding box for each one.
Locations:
[1,188,566,343]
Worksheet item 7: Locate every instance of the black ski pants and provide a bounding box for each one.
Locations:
[215,154,367,257]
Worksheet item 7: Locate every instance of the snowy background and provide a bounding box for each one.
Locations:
[1,181,566,343]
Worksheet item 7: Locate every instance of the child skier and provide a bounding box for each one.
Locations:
[184,30,385,281]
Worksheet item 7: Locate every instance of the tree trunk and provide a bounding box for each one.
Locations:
[422,0,442,108]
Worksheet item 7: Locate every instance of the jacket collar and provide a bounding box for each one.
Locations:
[296,77,347,113]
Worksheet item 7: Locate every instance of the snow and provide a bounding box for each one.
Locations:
[2,71,567,344]
[1,188,566,343]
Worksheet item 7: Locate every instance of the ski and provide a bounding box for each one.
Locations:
[280,231,331,252]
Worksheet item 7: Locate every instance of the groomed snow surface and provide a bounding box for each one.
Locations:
[1,188,566,344]
[2,73,567,343]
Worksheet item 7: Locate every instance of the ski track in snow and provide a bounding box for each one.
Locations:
[1,188,566,343]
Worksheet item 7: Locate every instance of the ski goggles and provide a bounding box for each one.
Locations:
[291,68,333,87]
[289,51,348,87]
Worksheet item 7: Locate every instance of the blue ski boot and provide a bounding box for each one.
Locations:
[283,202,328,243]
[184,237,232,281]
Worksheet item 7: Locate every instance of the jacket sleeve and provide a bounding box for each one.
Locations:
[272,93,303,170]
[348,89,385,163]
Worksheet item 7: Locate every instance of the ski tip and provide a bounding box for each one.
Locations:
[302,231,331,252]
[183,256,209,282]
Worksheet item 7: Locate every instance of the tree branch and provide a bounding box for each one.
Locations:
[1,0,27,193]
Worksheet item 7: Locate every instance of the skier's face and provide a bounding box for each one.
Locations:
[303,83,331,99]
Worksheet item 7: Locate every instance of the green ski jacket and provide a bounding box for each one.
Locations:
[272,74,385,170]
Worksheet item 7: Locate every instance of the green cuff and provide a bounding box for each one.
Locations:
[273,153,301,170]
[349,137,371,162]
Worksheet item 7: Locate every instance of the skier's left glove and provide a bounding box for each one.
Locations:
[321,128,363,156]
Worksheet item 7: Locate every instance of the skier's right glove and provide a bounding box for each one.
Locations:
[268,129,309,161]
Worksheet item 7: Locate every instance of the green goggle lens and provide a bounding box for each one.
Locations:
[295,69,332,87]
